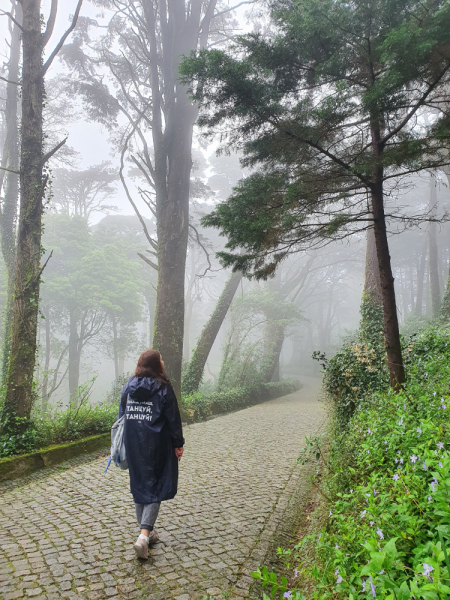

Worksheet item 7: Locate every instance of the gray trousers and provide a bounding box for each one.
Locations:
[135,502,160,531]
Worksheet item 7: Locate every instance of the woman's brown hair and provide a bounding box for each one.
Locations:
[134,349,169,384]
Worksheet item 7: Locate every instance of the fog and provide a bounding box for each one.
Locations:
[1,0,449,411]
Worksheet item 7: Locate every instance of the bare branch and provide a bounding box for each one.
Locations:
[42,0,58,47]
[212,1,257,20]
[39,0,83,79]
[189,223,212,276]
[119,128,157,251]
[37,250,53,282]
[0,75,20,86]
[0,165,19,175]
[138,251,158,271]
[0,11,24,31]
[40,136,68,166]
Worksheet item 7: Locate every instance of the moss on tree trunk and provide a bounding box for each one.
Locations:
[2,0,45,432]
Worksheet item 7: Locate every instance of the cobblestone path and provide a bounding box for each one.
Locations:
[0,377,325,600]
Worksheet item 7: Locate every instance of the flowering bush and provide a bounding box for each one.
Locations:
[254,324,450,599]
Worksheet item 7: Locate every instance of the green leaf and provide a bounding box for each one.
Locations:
[360,552,385,575]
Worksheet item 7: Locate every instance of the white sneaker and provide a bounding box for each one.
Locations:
[148,528,159,544]
[134,534,149,559]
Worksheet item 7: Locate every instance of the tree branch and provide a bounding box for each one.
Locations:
[381,63,450,146]
[0,11,24,31]
[37,250,53,282]
[119,130,157,251]
[38,0,83,79]
[40,136,68,166]
[0,165,19,175]
[42,0,58,47]
[0,75,21,86]
[138,252,158,271]
[189,223,212,276]
[212,1,256,20]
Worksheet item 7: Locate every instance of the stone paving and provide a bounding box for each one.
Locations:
[0,377,325,600]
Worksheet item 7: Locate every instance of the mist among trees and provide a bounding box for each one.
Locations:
[0,0,450,452]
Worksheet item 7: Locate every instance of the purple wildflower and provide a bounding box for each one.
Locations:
[294,569,299,578]
[361,580,366,593]
[283,592,292,599]
[393,474,399,481]
[437,442,444,450]
[416,427,422,435]
[423,564,434,577]
[361,510,367,518]
[410,455,418,463]
[439,462,443,469]
[422,463,428,471]
[335,569,343,584]
[376,528,384,540]
[398,417,403,426]
[370,575,376,597]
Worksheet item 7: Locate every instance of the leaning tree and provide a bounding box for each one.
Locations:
[182,0,450,389]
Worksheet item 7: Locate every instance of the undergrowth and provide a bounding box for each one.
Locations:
[254,322,450,600]
[0,376,301,458]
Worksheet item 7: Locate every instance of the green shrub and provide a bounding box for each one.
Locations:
[0,374,301,458]
[257,323,450,600]
[182,379,301,422]
[0,401,118,458]
[316,295,389,426]
[0,378,118,458]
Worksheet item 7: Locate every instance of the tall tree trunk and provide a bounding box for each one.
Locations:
[153,100,193,399]
[41,305,50,408]
[371,175,405,388]
[183,249,197,363]
[68,309,81,404]
[360,226,384,338]
[112,316,119,380]
[182,272,242,395]
[2,0,45,428]
[141,0,218,403]
[118,355,125,377]
[416,240,427,316]
[0,3,22,383]
[261,323,284,384]
[428,171,441,317]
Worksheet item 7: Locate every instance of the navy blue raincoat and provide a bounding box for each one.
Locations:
[118,376,184,504]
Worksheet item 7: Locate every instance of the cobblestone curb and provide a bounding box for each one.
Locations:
[0,434,110,483]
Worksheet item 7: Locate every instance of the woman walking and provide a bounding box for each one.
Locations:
[118,349,184,559]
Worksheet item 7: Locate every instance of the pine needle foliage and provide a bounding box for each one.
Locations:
[181,0,450,278]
